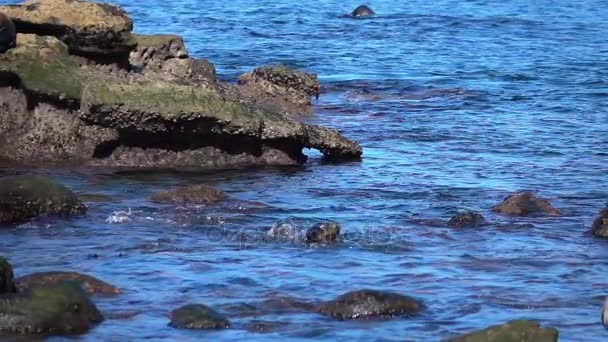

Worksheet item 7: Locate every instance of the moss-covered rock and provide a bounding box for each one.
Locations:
[150,185,228,205]
[169,304,229,330]
[0,257,15,294]
[0,0,135,60]
[447,320,559,342]
[317,289,423,320]
[15,272,120,296]
[0,282,103,335]
[0,175,86,224]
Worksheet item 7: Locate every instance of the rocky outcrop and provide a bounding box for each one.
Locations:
[447,320,558,342]
[0,282,103,335]
[150,185,228,205]
[129,34,216,82]
[317,289,423,320]
[0,175,86,224]
[0,0,135,65]
[0,12,16,53]
[15,272,120,296]
[0,30,362,169]
[447,212,487,228]
[169,304,230,330]
[238,65,320,116]
[268,217,341,244]
[492,192,561,217]
[591,208,608,238]
[0,257,15,294]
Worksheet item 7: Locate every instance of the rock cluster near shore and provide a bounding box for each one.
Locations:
[0,0,362,169]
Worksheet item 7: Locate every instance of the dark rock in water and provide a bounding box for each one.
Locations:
[491,191,561,217]
[169,304,230,330]
[0,12,16,53]
[602,298,608,328]
[0,0,135,65]
[0,257,15,294]
[0,282,104,335]
[0,175,87,224]
[238,65,320,116]
[150,185,228,205]
[317,289,423,320]
[350,5,375,17]
[306,222,341,243]
[15,272,120,296]
[591,208,608,238]
[446,320,559,342]
[447,211,487,228]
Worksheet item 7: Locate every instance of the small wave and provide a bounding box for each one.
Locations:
[106,208,133,224]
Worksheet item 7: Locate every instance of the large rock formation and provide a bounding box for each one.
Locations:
[0,11,362,169]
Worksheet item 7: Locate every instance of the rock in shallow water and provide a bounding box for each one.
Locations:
[169,304,230,330]
[491,191,561,217]
[317,289,423,320]
[0,282,104,335]
[350,5,375,17]
[305,222,341,244]
[15,272,120,297]
[150,185,228,205]
[447,211,487,228]
[590,208,608,238]
[446,320,558,342]
[268,217,341,244]
[0,175,87,224]
[0,257,15,294]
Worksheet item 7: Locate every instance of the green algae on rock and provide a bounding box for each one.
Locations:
[169,304,230,330]
[150,185,228,205]
[0,175,86,224]
[15,272,120,297]
[446,320,559,342]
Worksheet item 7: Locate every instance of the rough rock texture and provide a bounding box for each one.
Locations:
[447,212,487,228]
[317,289,423,320]
[350,5,375,17]
[169,304,230,330]
[0,257,15,294]
[590,208,608,238]
[0,175,87,224]
[0,282,103,335]
[447,320,559,342]
[15,272,120,296]
[492,192,561,217]
[238,65,320,116]
[305,222,341,244]
[0,12,16,53]
[129,34,215,82]
[0,32,362,169]
[0,0,135,64]
[150,185,228,205]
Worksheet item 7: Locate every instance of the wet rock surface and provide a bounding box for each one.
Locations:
[169,304,230,330]
[150,185,228,205]
[590,208,608,238]
[0,282,104,335]
[447,320,559,342]
[268,217,341,244]
[350,5,375,17]
[0,175,86,224]
[305,222,341,243]
[15,272,120,297]
[447,211,487,228]
[317,289,423,320]
[0,257,15,294]
[491,192,561,217]
[0,12,16,53]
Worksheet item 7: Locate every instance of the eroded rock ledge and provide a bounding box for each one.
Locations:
[0,0,362,170]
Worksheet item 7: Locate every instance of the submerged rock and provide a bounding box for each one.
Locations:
[0,0,135,64]
[317,289,423,320]
[15,272,120,296]
[350,5,375,17]
[150,185,228,205]
[0,282,104,335]
[491,192,561,217]
[0,257,15,294]
[238,65,320,116]
[0,12,16,53]
[591,208,608,238]
[0,175,86,224]
[447,211,487,228]
[305,222,341,244]
[169,304,230,330]
[447,320,559,342]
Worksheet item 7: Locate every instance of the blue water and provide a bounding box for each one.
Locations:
[1,0,608,340]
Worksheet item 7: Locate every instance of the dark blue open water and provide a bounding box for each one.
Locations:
[1,0,608,340]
